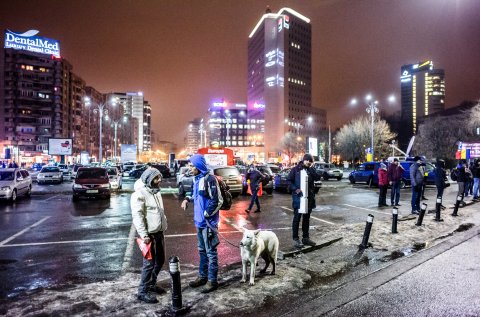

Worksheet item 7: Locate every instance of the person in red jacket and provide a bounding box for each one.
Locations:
[378,163,389,207]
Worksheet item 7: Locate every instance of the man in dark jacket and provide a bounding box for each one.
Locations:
[287,154,321,249]
[473,160,480,200]
[434,159,447,205]
[409,156,424,214]
[387,158,404,207]
[455,161,468,206]
[245,165,265,213]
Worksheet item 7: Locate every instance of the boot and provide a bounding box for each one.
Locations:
[137,292,158,304]
[302,238,316,247]
[189,277,208,288]
[293,239,304,249]
[201,281,218,293]
[147,286,166,294]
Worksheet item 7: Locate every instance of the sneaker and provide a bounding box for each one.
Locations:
[422,197,428,200]
[137,292,158,304]
[201,281,218,293]
[254,209,261,213]
[293,239,304,249]
[245,209,251,213]
[302,238,316,247]
[147,286,166,294]
[411,210,419,215]
[395,204,401,207]
[189,277,208,288]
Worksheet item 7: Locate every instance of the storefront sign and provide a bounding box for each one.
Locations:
[4,29,60,57]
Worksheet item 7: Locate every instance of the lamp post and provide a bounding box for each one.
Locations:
[84,96,116,164]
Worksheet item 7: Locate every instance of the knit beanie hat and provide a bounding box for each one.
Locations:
[303,154,314,163]
[141,167,161,188]
[380,163,386,169]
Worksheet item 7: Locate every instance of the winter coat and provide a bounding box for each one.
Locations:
[378,168,388,186]
[473,164,480,178]
[387,163,404,182]
[409,163,424,187]
[131,179,168,238]
[246,169,264,189]
[456,166,467,183]
[186,154,221,228]
[434,167,447,188]
[287,162,321,210]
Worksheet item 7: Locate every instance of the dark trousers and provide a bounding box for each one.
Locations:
[436,185,444,199]
[292,208,312,240]
[248,185,261,210]
[378,185,388,206]
[138,231,165,295]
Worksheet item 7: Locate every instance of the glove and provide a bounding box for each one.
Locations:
[143,236,151,244]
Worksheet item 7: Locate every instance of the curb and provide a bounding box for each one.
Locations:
[278,237,343,260]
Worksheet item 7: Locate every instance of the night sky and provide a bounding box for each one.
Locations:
[1,0,479,146]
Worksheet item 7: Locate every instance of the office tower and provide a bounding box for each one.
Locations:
[208,101,249,147]
[400,60,445,140]
[185,118,203,154]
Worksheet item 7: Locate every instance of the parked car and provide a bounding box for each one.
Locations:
[274,167,292,193]
[313,162,343,181]
[31,163,45,172]
[106,167,123,190]
[72,167,111,201]
[37,166,63,184]
[71,164,83,179]
[213,166,243,198]
[267,164,282,176]
[58,164,72,180]
[348,162,381,187]
[150,164,171,178]
[128,165,148,179]
[237,164,274,195]
[0,168,32,202]
[177,167,194,197]
[373,159,438,189]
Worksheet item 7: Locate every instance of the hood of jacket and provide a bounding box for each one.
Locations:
[190,154,209,175]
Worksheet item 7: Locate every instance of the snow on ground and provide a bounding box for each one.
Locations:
[3,202,479,317]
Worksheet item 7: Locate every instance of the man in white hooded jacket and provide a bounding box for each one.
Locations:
[131,167,168,304]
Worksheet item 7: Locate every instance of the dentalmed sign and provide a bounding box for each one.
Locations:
[4,30,60,57]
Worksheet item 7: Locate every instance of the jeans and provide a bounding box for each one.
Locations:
[248,185,261,210]
[473,178,480,199]
[411,185,421,212]
[196,226,219,282]
[390,181,401,205]
[464,180,471,196]
[138,231,165,295]
[292,208,312,240]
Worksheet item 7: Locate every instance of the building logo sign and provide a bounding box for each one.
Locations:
[4,29,61,57]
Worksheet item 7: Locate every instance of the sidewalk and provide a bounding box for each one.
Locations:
[3,187,479,317]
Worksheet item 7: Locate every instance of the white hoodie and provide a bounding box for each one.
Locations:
[131,179,168,238]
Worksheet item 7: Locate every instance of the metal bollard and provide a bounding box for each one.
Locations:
[452,195,462,217]
[416,203,427,226]
[168,256,189,316]
[435,197,444,222]
[392,208,398,234]
[359,214,374,249]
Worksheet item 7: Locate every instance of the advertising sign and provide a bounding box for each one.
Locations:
[4,30,61,57]
[80,151,90,165]
[204,154,228,167]
[307,137,318,157]
[121,144,137,163]
[48,138,72,155]
[458,142,480,159]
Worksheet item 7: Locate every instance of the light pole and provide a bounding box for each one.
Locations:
[84,96,116,164]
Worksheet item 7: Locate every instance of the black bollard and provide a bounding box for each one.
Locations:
[435,197,444,222]
[392,208,398,234]
[359,214,374,249]
[452,195,462,217]
[168,256,189,316]
[416,203,427,226]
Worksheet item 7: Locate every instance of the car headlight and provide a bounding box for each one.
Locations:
[38,174,44,178]
[100,184,110,188]
[73,184,83,189]
[1,186,11,191]
[53,175,60,178]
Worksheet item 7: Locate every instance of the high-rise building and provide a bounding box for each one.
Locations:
[208,101,249,147]
[248,7,327,159]
[400,60,445,140]
[185,118,203,154]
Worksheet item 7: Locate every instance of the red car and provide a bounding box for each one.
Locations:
[72,167,111,201]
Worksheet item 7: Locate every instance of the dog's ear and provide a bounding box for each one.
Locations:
[254,230,260,236]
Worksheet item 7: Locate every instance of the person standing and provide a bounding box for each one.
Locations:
[131,167,168,304]
[180,154,221,293]
[455,161,467,206]
[410,156,425,215]
[378,163,388,207]
[287,154,321,249]
[387,158,404,207]
[245,165,265,213]
[434,159,447,205]
[472,159,480,200]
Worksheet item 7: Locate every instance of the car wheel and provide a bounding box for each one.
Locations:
[105,194,111,200]
[26,185,32,197]
[314,187,320,194]
[178,183,185,197]
[337,177,342,181]
[368,177,374,188]
[323,174,329,181]
[10,189,17,202]
[349,176,355,184]
[400,179,406,189]
[72,195,79,202]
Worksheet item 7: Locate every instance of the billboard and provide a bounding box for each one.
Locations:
[121,144,137,163]
[307,137,318,157]
[48,138,72,155]
[4,30,60,57]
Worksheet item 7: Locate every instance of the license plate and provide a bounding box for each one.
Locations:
[86,190,98,194]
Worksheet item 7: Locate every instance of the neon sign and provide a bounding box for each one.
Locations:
[4,29,60,57]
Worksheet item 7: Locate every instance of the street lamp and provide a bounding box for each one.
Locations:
[84,96,116,164]
[106,116,126,163]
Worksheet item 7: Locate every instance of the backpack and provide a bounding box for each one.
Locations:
[450,169,458,182]
[260,171,271,186]
[204,174,233,211]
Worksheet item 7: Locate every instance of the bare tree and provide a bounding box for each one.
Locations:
[335,115,396,162]
[279,132,305,165]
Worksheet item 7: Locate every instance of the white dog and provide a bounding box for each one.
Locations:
[240,229,279,286]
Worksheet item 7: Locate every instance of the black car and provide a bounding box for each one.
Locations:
[129,166,148,179]
[274,167,292,193]
[150,164,171,178]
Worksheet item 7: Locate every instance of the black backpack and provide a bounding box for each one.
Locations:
[261,172,271,186]
[205,175,233,211]
[450,169,458,182]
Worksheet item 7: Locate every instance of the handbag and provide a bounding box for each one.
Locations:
[136,237,152,260]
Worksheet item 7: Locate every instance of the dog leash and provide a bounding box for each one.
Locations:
[206,220,241,249]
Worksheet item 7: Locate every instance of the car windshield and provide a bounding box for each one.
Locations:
[256,165,273,175]
[77,169,107,179]
[269,165,281,174]
[41,167,60,173]
[215,167,240,177]
[58,165,67,169]
[107,169,118,176]
[0,171,14,181]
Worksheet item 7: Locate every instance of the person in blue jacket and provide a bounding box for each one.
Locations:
[180,154,222,293]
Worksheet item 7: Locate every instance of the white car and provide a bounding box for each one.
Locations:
[37,166,63,184]
[107,167,123,190]
[58,164,72,180]
[0,168,32,202]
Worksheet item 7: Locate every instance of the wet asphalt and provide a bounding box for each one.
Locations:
[0,177,455,300]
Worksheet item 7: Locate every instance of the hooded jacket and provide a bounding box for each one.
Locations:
[131,179,168,238]
[186,154,221,228]
[378,165,388,186]
[287,161,321,210]
[409,162,424,187]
